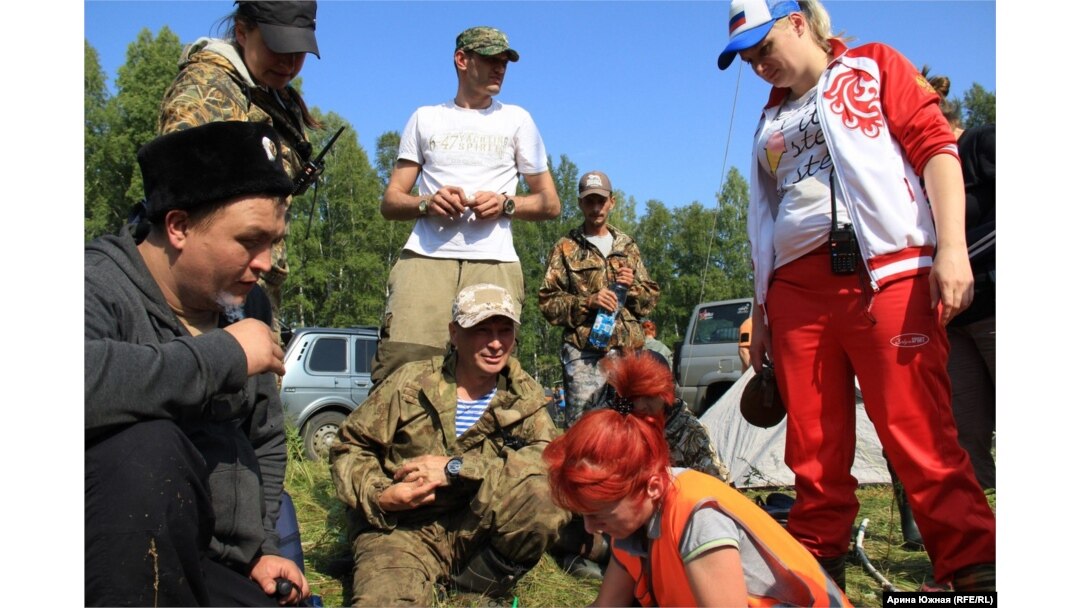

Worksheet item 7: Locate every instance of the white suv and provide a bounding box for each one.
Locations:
[279,327,379,461]
[674,298,752,415]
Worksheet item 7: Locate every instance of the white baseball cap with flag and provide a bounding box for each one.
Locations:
[717,0,801,70]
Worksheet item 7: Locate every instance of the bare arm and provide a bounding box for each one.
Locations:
[686,546,749,607]
[590,556,638,608]
[380,160,469,221]
[514,170,561,221]
[748,299,771,373]
[923,153,973,324]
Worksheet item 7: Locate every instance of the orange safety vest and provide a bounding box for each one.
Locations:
[612,470,851,607]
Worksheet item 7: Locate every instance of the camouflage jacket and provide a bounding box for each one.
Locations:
[538,225,660,351]
[157,38,310,179]
[588,385,730,483]
[665,399,730,483]
[329,352,561,532]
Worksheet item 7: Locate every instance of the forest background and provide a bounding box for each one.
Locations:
[83,16,995,387]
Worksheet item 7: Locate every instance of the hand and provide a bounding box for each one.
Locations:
[749,306,771,373]
[928,244,974,325]
[589,289,620,313]
[249,554,310,606]
[376,478,441,512]
[224,318,285,376]
[466,191,505,220]
[428,185,468,219]
[393,454,452,486]
[614,266,634,286]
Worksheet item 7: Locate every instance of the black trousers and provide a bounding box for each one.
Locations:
[85,420,276,607]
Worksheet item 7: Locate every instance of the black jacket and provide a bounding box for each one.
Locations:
[84,226,286,568]
[954,124,995,326]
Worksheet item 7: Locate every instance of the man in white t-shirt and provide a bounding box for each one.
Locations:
[373,25,561,387]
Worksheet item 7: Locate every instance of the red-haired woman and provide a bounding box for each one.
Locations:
[544,409,850,607]
[594,350,729,481]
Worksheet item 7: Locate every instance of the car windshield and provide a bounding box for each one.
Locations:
[690,302,751,345]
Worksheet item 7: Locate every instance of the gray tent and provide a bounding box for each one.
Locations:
[700,368,892,488]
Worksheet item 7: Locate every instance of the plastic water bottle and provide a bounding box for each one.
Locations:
[587,283,628,350]
[553,384,566,428]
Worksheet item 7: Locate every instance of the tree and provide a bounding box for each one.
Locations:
[84,28,183,241]
[711,167,753,301]
[282,112,393,329]
[962,82,995,128]
[85,40,114,241]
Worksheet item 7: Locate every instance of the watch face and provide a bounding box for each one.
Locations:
[503,198,516,216]
[418,199,429,215]
[447,457,462,476]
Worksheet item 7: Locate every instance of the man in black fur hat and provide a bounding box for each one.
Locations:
[85,121,310,606]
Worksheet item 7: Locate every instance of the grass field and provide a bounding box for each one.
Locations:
[285,427,994,607]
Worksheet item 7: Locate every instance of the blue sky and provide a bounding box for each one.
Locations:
[84,0,996,214]
[13,1,1069,600]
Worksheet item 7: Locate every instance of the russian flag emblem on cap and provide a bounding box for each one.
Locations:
[729,11,747,35]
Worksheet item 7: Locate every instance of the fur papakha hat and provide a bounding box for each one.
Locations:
[137,121,295,221]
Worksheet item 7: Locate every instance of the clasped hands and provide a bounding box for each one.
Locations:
[376,454,454,512]
[425,186,506,220]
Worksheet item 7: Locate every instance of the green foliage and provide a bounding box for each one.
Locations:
[962,82,995,128]
[282,112,396,329]
[83,30,993,388]
[84,28,183,241]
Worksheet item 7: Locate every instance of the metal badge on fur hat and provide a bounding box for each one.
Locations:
[452,283,521,328]
[578,171,612,199]
[456,26,520,62]
[137,121,295,221]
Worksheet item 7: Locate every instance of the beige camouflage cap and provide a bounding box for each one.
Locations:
[456,26,520,62]
[452,283,521,328]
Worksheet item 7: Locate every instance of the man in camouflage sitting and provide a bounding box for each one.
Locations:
[330,284,569,605]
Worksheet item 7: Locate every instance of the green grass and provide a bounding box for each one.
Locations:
[283,428,994,607]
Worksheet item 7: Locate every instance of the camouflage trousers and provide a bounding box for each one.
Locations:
[348,464,568,606]
[559,342,617,428]
[257,232,289,345]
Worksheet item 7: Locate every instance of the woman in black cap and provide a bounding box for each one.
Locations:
[158,1,323,342]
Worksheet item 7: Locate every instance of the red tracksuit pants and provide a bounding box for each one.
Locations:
[767,247,995,584]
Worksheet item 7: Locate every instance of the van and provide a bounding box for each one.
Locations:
[674,298,753,415]
[279,326,379,461]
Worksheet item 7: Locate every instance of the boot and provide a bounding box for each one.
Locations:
[451,546,532,598]
[816,554,847,592]
[952,563,995,593]
[895,485,925,551]
[888,460,924,550]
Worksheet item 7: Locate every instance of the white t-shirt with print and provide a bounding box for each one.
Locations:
[755,87,852,269]
[398,99,549,262]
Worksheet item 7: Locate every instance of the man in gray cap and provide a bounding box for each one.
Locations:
[539,170,660,428]
[85,121,309,606]
[331,283,570,604]
[372,25,562,388]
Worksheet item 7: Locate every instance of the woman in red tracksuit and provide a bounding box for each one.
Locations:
[544,409,850,607]
[716,0,995,592]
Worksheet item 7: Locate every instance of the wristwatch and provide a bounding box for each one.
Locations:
[445,456,463,482]
[418,198,430,216]
[502,197,516,217]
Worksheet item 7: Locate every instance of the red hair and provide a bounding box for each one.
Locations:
[543,409,671,513]
[601,350,675,406]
